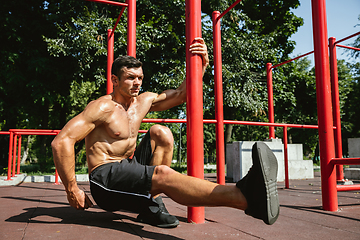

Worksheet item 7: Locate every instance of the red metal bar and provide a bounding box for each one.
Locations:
[283,126,289,189]
[311,0,337,212]
[223,120,320,129]
[142,119,187,123]
[17,135,22,174]
[217,0,243,20]
[142,118,322,129]
[337,185,360,192]
[12,134,17,177]
[6,131,13,181]
[107,29,114,94]
[185,0,205,224]
[112,7,127,33]
[267,63,275,138]
[127,0,136,57]
[212,10,225,185]
[272,51,314,69]
[0,131,10,134]
[329,37,344,181]
[334,31,360,44]
[10,129,60,133]
[330,157,360,165]
[336,44,360,51]
[86,0,128,7]
[54,169,60,185]
[12,132,59,136]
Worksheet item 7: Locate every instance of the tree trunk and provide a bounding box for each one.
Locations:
[225,124,233,144]
[21,135,32,164]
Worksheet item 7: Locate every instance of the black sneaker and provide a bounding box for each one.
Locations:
[236,142,280,225]
[137,196,179,228]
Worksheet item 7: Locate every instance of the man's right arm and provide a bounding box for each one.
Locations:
[51,99,113,209]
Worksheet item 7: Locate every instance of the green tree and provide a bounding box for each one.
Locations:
[1,0,314,168]
[201,0,303,153]
[343,62,360,155]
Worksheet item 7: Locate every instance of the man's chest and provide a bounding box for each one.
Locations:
[104,104,147,139]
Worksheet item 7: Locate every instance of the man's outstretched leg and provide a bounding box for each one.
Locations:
[135,125,180,228]
[150,141,279,225]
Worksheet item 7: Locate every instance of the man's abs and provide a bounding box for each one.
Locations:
[85,128,137,173]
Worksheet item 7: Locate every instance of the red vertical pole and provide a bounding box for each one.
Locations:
[311,0,337,211]
[185,0,205,224]
[212,11,225,185]
[6,131,13,181]
[54,132,60,185]
[283,126,289,189]
[17,135,22,174]
[267,63,275,139]
[127,0,136,57]
[107,29,114,95]
[329,37,344,181]
[12,134,17,177]
[54,169,60,185]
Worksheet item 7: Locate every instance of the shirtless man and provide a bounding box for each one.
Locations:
[52,38,280,228]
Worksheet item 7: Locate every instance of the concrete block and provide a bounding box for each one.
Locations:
[0,174,27,186]
[348,138,360,168]
[288,160,314,179]
[287,144,303,161]
[226,140,314,182]
[76,174,89,182]
[226,140,285,182]
[344,168,360,180]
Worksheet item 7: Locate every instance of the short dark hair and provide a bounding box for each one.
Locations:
[111,55,143,77]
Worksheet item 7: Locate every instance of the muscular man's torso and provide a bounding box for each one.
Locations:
[85,94,155,173]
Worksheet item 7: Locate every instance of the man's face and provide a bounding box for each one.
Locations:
[115,67,143,98]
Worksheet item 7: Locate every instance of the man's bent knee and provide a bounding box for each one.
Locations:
[150,125,174,149]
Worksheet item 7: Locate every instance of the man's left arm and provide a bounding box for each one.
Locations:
[149,37,209,112]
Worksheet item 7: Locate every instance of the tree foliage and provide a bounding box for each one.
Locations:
[1,0,358,169]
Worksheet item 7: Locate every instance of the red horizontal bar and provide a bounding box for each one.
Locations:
[337,184,360,192]
[142,119,216,124]
[331,158,360,165]
[336,44,360,52]
[272,51,314,69]
[9,129,60,133]
[6,119,320,136]
[0,131,10,134]
[12,132,59,136]
[142,118,320,129]
[223,120,319,129]
[142,119,187,123]
[86,0,128,7]
[335,31,360,44]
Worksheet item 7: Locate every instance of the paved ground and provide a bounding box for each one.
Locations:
[1,172,360,240]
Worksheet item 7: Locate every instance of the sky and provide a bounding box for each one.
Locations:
[289,0,360,66]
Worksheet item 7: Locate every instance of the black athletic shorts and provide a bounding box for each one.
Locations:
[89,129,158,213]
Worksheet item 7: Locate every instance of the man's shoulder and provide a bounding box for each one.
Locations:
[84,95,116,115]
[138,91,158,102]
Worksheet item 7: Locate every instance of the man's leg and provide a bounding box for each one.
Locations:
[148,125,247,209]
[150,142,280,225]
[136,125,180,228]
[150,165,248,210]
[148,124,174,167]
